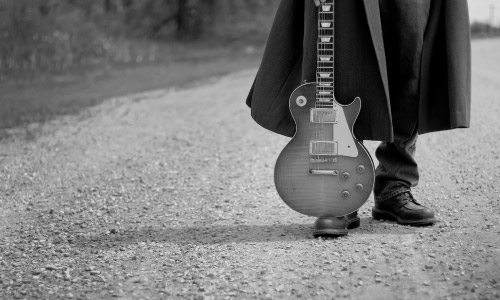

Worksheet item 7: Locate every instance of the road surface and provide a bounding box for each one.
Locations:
[0,39,499,300]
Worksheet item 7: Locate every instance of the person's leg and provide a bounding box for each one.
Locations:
[373,0,435,225]
[372,127,435,225]
[378,0,432,138]
[373,129,419,201]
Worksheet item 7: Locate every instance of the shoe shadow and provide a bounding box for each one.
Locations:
[74,218,421,249]
[353,217,421,234]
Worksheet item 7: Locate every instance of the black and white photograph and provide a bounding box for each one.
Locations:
[0,0,499,299]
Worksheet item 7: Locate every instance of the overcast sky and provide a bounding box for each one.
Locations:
[469,0,499,25]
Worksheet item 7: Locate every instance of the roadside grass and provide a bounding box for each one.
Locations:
[5,32,493,142]
[0,42,263,140]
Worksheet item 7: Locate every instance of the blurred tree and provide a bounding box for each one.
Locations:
[122,0,133,9]
[0,0,280,75]
[471,21,500,37]
[104,0,113,13]
[176,0,191,38]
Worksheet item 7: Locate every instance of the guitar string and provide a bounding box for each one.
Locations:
[331,0,335,162]
[319,2,322,171]
[320,2,325,170]
[316,2,320,171]
[317,0,334,170]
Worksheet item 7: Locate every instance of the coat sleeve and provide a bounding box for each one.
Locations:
[245,0,305,137]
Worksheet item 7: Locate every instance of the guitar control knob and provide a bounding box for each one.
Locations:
[357,165,366,174]
[341,172,350,180]
[355,183,364,192]
[296,96,307,107]
[341,190,350,199]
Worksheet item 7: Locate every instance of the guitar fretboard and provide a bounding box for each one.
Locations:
[316,0,335,106]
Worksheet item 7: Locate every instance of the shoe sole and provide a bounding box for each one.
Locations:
[313,228,348,238]
[372,208,436,226]
[313,217,360,238]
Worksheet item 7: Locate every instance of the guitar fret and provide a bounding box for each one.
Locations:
[317,0,334,105]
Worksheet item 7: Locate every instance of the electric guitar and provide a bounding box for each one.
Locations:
[274,0,375,217]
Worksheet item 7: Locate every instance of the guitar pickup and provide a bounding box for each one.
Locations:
[311,108,338,123]
[310,141,338,155]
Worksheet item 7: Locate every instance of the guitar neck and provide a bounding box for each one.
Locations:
[316,0,335,105]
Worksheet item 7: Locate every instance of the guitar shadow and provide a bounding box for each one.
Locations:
[353,217,421,235]
[74,218,419,249]
[74,223,311,248]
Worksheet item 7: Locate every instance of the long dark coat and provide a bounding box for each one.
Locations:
[246,0,471,142]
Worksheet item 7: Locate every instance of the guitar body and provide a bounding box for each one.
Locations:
[274,83,375,217]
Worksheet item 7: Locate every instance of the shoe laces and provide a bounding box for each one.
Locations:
[399,192,422,206]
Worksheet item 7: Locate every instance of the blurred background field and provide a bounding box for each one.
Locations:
[0,0,279,135]
[0,0,278,77]
[0,0,499,137]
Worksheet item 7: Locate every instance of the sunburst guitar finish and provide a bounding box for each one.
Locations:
[274,83,375,217]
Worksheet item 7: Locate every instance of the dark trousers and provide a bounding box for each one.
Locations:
[374,128,419,201]
[374,0,431,201]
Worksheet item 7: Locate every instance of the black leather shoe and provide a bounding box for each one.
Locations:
[313,211,360,237]
[372,192,436,226]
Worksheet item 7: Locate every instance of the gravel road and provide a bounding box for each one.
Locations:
[1,39,499,300]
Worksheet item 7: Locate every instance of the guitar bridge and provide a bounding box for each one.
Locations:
[309,169,339,176]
